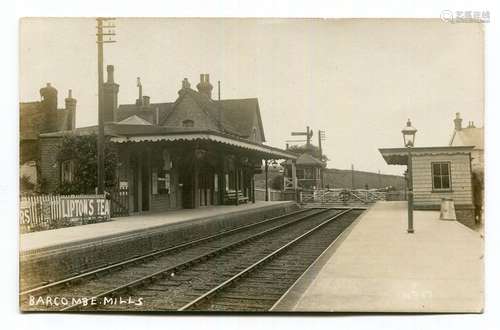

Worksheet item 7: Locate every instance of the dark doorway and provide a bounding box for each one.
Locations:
[180,171,194,208]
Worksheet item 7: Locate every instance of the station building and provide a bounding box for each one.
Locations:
[379,146,475,228]
[282,153,325,190]
[38,66,297,213]
[379,113,483,228]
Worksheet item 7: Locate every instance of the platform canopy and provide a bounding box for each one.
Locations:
[107,124,297,160]
[379,146,474,165]
[40,123,298,160]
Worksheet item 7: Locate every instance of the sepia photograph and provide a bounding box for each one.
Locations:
[16,16,486,314]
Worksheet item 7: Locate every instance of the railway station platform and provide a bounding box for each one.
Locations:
[20,201,298,289]
[272,201,484,313]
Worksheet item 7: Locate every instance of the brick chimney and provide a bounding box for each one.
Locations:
[196,74,213,99]
[103,65,120,122]
[454,112,463,131]
[64,89,77,129]
[178,78,191,96]
[40,82,58,111]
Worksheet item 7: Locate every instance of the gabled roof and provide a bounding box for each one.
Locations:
[116,102,174,124]
[282,152,326,167]
[449,127,484,150]
[216,98,266,142]
[117,115,152,125]
[116,88,266,142]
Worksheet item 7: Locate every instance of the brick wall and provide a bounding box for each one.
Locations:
[20,202,299,289]
[39,137,63,193]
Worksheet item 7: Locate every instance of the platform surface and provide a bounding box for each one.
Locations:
[273,201,484,313]
[20,201,293,253]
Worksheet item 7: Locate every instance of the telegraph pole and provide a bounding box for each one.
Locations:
[96,18,116,194]
[318,130,326,161]
[318,130,326,188]
[351,164,355,189]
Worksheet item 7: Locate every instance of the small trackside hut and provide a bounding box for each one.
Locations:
[379,146,476,227]
[38,68,297,213]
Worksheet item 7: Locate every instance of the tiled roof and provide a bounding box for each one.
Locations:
[20,102,42,140]
[117,115,152,125]
[216,98,266,141]
[116,102,174,124]
[20,102,73,140]
[115,88,265,142]
[282,152,326,167]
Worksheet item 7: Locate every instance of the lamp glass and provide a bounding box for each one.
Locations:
[402,119,417,147]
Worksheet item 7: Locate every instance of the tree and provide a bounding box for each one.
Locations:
[287,144,329,162]
[56,134,118,194]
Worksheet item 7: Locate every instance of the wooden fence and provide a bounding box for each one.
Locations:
[300,188,388,205]
[19,194,110,233]
[254,188,297,202]
[109,187,129,217]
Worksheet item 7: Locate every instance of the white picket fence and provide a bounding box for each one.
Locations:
[19,194,110,233]
[300,188,388,204]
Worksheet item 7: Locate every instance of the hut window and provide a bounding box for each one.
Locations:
[182,119,194,127]
[60,160,74,183]
[431,162,452,190]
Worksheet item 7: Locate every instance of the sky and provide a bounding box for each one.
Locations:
[19,18,484,175]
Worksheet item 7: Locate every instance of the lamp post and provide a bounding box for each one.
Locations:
[402,119,417,234]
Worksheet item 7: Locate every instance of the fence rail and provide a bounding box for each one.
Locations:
[300,188,390,205]
[109,187,129,217]
[19,194,111,233]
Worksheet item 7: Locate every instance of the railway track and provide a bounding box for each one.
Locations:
[21,208,324,310]
[180,209,361,312]
[21,207,361,312]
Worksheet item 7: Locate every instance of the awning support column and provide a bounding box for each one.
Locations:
[265,160,269,201]
[291,160,298,189]
[251,174,256,203]
[235,167,239,206]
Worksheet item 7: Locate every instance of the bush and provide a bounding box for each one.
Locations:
[56,134,118,194]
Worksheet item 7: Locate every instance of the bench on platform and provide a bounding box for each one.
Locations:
[224,191,249,204]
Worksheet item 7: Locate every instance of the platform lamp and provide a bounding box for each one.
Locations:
[402,119,417,234]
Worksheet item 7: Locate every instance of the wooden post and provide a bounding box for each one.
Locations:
[291,160,297,189]
[265,160,269,201]
[235,167,239,206]
[251,175,256,203]
[194,159,200,208]
[220,169,225,205]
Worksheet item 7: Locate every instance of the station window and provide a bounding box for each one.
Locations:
[431,162,452,191]
[60,160,74,183]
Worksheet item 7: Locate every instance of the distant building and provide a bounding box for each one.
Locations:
[449,112,484,174]
[282,153,325,190]
[449,112,484,223]
[19,83,76,191]
[38,67,296,212]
